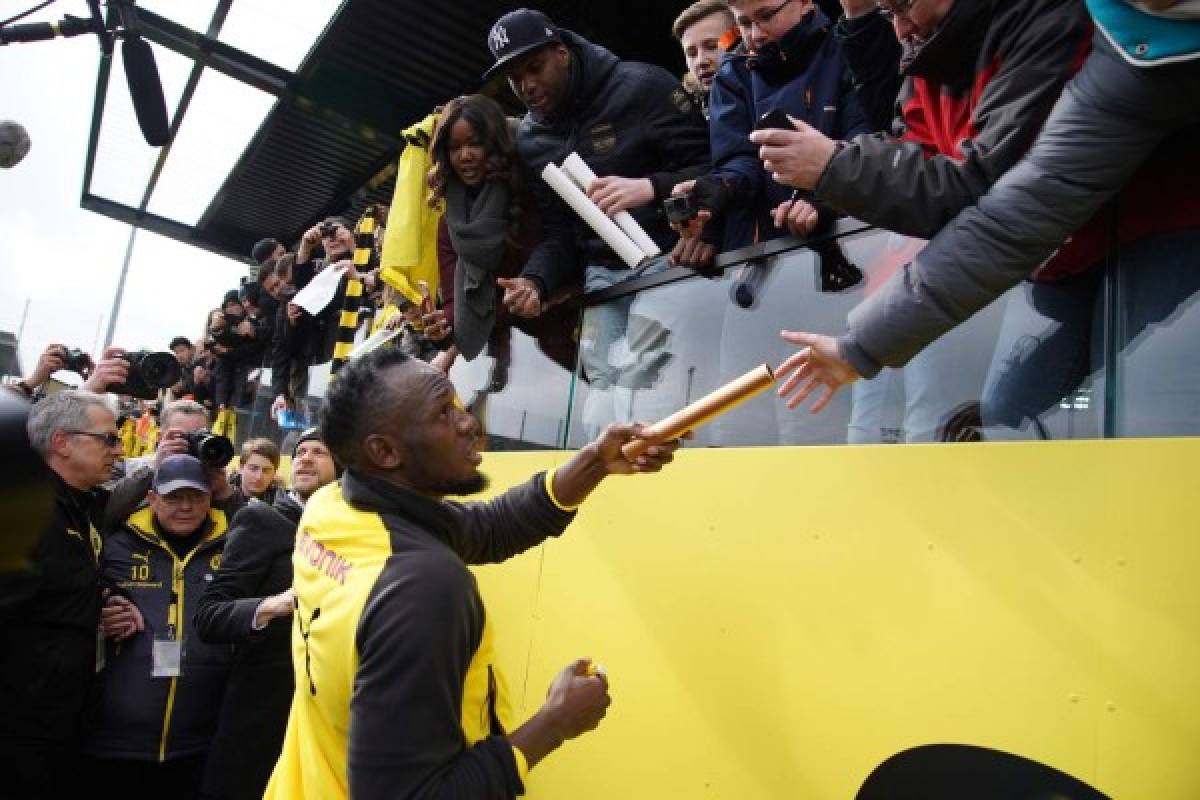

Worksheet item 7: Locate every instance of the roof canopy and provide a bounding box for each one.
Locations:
[82,0,694,264]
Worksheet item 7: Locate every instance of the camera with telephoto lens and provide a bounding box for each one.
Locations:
[111,351,182,400]
[183,429,234,468]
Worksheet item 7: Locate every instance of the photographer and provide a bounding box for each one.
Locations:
[6,343,132,401]
[167,336,197,401]
[104,399,243,531]
[1,390,122,798]
[207,290,259,419]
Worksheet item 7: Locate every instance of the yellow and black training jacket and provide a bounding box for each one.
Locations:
[85,507,231,762]
[265,468,576,800]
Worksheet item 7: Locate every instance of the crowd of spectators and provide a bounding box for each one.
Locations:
[2,0,1197,797]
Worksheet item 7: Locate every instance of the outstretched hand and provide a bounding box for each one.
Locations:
[775,330,861,413]
[593,423,684,475]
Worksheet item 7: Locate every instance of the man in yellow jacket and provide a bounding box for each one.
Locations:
[264,347,681,799]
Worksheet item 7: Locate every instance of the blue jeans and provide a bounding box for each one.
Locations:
[983,229,1200,436]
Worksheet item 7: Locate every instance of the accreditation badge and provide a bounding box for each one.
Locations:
[152,637,183,678]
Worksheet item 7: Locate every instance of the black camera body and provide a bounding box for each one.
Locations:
[183,429,234,468]
[61,347,92,376]
[664,193,699,225]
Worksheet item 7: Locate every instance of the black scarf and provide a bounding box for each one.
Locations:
[443,178,511,360]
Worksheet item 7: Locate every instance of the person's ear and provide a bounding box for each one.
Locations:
[363,433,403,471]
[49,429,72,459]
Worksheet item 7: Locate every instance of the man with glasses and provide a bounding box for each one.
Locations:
[2,390,124,797]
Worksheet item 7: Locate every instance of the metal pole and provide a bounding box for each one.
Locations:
[15,298,30,342]
[104,225,137,348]
[92,313,104,354]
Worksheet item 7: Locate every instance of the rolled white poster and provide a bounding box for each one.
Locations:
[561,152,662,259]
[541,162,646,269]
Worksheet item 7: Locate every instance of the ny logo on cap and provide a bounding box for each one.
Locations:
[488,25,510,54]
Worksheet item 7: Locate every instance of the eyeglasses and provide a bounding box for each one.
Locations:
[67,430,122,448]
[878,0,916,20]
[736,0,794,29]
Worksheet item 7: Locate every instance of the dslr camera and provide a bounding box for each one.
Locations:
[183,429,234,468]
[61,347,93,376]
[60,348,181,400]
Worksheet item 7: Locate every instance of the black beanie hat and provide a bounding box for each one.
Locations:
[292,426,323,457]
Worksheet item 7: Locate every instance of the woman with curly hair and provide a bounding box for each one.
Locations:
[426,94,577,384]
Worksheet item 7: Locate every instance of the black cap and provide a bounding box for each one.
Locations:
[251,237,281,265]
[483,8,561,81]
[153,454,210,495]
[292,426,323,457]
[222,289,242,307]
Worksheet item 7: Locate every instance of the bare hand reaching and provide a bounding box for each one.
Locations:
[775,330,861,413]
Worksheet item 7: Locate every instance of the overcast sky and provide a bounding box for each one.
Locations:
[0,1,333,376]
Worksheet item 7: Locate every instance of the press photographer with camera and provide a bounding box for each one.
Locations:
[6,343,132,401]
[206,289,263,418]
[104,399,243,531]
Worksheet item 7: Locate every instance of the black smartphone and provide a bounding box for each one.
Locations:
[756,108,796,131]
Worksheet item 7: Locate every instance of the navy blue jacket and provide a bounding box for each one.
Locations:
[86,508,233,762]
[708,9,874,249]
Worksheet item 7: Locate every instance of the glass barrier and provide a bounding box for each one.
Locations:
[114,221,1200,459]
[236,306,583,454]
[1110,228,1200,438]
[565,228,1106,447]
[442,320,579,451]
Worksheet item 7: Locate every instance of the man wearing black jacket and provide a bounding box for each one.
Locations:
[485,9,711,433]
[194,428,338,800]
[2,390,123,798]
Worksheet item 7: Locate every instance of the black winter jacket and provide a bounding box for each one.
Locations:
[194,492,302,800]
[0,473,106,750]
[85,508,233,762]
[516,29,711,297]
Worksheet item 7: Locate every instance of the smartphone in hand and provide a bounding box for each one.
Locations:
[756,108,796,131]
